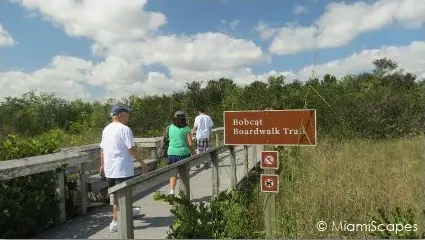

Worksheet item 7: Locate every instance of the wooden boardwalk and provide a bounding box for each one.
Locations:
[33,146,258,239]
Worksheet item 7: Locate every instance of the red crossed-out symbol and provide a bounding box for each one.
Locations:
[264,178,274,188]
[264,155,274,165]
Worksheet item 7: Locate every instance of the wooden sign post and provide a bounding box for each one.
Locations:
[261,149,279,239]
[224,109,316,239]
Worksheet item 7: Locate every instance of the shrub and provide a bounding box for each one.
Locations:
[0,129,80,238]
[153,167,264,239]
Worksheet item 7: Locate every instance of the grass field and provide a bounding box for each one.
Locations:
[274,135,425,238]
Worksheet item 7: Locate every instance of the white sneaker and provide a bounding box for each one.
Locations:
[132,207,140,217]
[109,221,118,232]
[169,189,174,195]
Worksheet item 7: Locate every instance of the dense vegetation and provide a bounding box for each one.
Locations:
[0,58,423,142]
[0,58,424,238]
[0,129,82,238]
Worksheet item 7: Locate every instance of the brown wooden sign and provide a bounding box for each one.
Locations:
[261,151,279,169]
[224,109,316,145]
[260,174,279,193]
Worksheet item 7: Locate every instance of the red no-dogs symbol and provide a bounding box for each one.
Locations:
[261,151,279,169]
[260,174,279,193]
[265,178,274,188]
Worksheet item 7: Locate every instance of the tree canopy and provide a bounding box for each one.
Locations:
[0,58,423,140]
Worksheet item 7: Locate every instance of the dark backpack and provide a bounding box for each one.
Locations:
[157,125,170,158]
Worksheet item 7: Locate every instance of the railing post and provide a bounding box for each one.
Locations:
[151,141,159,160]
[243,145,249,175]
[118,188,134,239]
[56,169,66,224]
[178,163,190,199]
[229,146,237,189]
[215,133,219,147]
[251,144,257,166]
[210,150,219,198]
[78,162,88,215]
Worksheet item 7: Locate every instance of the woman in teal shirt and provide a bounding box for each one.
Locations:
[167,111,193,195]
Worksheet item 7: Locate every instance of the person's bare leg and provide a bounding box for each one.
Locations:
[113,204,117,221]
[170,176,177,194]
[109,195,118,232]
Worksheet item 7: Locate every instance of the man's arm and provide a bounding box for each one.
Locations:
[129,147,148,173]
[192,116,198,136]
[100,151,104,169]
[208,117,214,139]
[124,128,148,174]
[192,125,197,136]
[99,134,105,175]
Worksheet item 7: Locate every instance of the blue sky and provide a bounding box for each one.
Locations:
[0,0,424,100]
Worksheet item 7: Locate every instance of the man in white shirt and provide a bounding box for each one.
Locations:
[99,105,148,232]
[192,107,214,168]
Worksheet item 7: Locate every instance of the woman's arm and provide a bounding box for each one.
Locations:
[186,132,193,148]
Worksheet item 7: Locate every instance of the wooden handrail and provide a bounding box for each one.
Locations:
[108,145,227,195]
[0,151,90,181]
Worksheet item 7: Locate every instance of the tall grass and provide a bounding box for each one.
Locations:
[276,135,425,238]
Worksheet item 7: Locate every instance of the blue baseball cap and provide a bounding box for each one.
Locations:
[111,105,132,116]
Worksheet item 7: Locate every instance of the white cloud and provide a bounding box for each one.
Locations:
[1,0,425,102]
[1,41,425,101]
[0,23,14,46]
[259,0,425,55]
[4,0,267,100]
[161,41,425,87]
[254,21,280,40]
[0,54,183,101]
[0,56,93,100]
[98,32,266,71]
[87,57,143,86]
[229,20,240,30]
[220,19,240,32]
[142,33,266,71]
[293,4,308,15]
[15,0,166,46]
[14,0,266,69]
[284,41,425,81]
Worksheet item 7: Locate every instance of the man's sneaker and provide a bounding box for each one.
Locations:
[110,221,118,232]
[169,189,174,195]
[132,207,140,217]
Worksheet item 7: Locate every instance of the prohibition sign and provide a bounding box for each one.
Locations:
[265,177,274,187]
[260,174,279,193]
[264,155,274,165]
[260,151,279,169]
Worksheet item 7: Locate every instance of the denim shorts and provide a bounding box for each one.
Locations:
[167,154,191,165]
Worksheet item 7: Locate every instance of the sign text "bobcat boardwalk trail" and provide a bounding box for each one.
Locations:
[223,109,316,146]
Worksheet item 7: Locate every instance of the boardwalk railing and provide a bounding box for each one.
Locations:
[0,127,228,227]
[108,139,254,239]
[0,150,91,223]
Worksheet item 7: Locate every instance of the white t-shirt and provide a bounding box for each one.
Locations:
[194,114,214,139]
[100,122,135,178]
